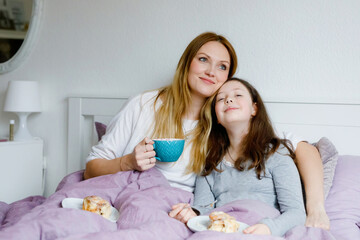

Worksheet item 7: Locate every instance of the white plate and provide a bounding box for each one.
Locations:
[187,215,249,233]
[61,197,120,223]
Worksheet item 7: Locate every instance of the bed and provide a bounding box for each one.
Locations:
[0,96,359,240]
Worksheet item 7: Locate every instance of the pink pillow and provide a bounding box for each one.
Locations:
[326,155,360,239]
[95,122,107,141]
[313,137,339,199]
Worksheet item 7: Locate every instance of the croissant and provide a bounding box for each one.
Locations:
[208,211,240,233]
[82,195,112,219]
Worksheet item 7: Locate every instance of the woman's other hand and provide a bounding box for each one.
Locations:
[305,205,330,230]
[243,223,271,235]
[169,203,197,224]
[294,142,330,230]
[128,137,156,171]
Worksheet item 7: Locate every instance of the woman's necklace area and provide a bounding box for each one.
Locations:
[182,119,198,141]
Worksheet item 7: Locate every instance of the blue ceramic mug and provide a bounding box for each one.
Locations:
[153,138,185,162]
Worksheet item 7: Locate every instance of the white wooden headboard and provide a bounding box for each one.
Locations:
[67,97,128,174]
[67,97,360,174]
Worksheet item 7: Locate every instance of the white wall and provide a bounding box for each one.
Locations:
[0,0,359,197]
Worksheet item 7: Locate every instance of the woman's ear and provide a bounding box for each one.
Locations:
[251,102,257,117]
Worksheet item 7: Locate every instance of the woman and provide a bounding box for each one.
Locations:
[84,32,329,229]
[84,32,236,192]
[169,78,306,236]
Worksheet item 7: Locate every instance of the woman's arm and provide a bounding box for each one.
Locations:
[84,92,159,179]
[84,138,156,179]
[84,156,128,179]
[294,142,330,230]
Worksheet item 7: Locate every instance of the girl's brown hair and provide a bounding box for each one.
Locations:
[203,78,295,178]
[151,32,237,174]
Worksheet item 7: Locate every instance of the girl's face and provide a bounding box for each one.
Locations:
[187,41,230,100]
[215,81,257,128]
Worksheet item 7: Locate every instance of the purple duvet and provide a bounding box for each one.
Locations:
[0,167,338,240]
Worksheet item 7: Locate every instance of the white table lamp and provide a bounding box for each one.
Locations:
[4,81,41,141]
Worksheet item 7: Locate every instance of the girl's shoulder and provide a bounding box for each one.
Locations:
[267,144,294,165]
[276,143,291,155]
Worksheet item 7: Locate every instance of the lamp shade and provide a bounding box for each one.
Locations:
[4,81,41,113]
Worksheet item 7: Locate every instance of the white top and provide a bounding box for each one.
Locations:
[86,91,197,192]
[87,90,304,193]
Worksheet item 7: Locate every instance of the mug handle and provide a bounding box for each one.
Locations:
[153,141,160,161]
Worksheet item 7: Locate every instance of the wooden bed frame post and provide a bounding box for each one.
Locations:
[67,98,84,174]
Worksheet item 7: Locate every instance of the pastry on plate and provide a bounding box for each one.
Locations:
[208,211,240,233]
[82,195,112,219]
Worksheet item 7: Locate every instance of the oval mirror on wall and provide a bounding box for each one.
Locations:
[0,0,43,74]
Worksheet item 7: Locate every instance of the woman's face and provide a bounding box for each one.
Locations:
[215,81,257,129]
[188,41,230,100]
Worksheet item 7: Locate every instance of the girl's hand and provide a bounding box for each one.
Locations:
[243,224,271,235]
[169,203,197,223]
[129,137,156,171]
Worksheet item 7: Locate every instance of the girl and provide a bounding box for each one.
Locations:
[170,78,306,236]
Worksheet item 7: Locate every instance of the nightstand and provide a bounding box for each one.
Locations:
[0,138,44,204]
